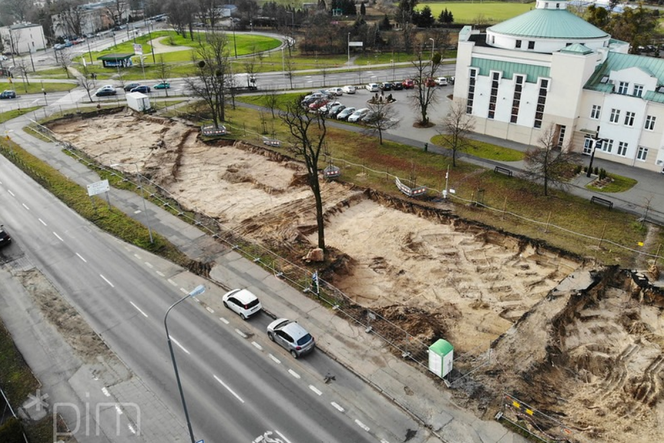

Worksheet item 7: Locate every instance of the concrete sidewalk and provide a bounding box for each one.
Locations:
[3,111,528,442]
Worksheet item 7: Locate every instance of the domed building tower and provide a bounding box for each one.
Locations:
[454,0,664,173]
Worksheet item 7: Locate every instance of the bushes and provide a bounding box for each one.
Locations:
[0,417,24,443]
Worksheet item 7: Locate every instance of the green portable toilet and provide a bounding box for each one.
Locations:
[428,339,454,378]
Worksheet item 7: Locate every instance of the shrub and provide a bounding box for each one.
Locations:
[0,417,24,443]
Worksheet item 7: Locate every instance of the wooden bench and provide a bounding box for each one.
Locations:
[494,166,513,177]
[590,196,613,209]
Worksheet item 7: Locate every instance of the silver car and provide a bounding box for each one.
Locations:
[267,318,315,358]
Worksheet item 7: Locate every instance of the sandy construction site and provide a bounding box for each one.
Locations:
[48,112,664,442]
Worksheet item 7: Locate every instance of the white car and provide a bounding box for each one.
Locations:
[222,289,262,320]
[336,107,356,120]
[342,85,356,94]
[366,83,380,93]
[319,101,341,114]
[436,77,449,86]
[348,108,370,122]
[326,87,344,96]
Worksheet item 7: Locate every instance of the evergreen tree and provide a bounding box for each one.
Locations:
[379,14,392,31]
[360,2,366,16]
[419,5,435,28]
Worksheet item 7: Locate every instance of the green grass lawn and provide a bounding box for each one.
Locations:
[419,1,534,24]
[586,173,638,193]
[0,80,76,94]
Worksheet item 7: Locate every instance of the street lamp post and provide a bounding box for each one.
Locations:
[586,126,605,178]
[429,38,435,60]
[347,32,350,62]
[111,163,154,243]
[164,284,206,443]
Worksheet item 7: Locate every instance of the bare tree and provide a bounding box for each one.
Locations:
[439,98,475,167]
[184,32,231,127]
[409,51,440,126]
[108,0,128,26]
[263,90,279,118]
[280,97,327,252]
[53,1,85,38]
[56,48,74,79]
[362,100,399,144]
[523,125,580,196]
[156,54,172,97]
[78,65,97,102]
[3,0,33,22]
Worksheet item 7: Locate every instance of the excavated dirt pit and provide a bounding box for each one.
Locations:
[47,112,664,442]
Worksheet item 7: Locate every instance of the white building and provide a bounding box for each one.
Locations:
[51,1,129,38]
[0,23,47,55]
[453,0,664,173]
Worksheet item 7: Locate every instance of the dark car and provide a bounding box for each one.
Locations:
[95,88,117,97]
[0,90,16,99]
[393,82,403,91]
[380,82,393,91]
[124,82,141,91]
[0,225,11,247]
[130,85,151,93]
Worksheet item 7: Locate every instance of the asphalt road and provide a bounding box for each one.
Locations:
[0,152,424,442]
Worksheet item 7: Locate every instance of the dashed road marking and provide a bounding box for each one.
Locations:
[331,402,344,412]
[115,405,123,415]
[206,307,214,314]
[380,439,390,443]
[130,301,149,318]
[235,328,247,338]
[167,279,178,286]
[128,424,136,434]
[101,387,110,397]
[156,271,165,277]
[8,190,14,196]
[22,203,30,210]
[180,287,188,294]
[170,336,190,355]
[76,253,87,263]
[288,369,301,379]
[220,317,229,324]
[53,232,63,242]
[355,419,370,432]
[252,341,263,351]
[100,274,114,288]
[309,385,322,396]
[213,375,245,403]
[269,354,281,364]
[134,254,141,260]
[38,218,47,226]
[144,262,153,268]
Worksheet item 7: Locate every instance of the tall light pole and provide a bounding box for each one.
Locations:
[347,32,350,62]
[111,162,154,243]
[429,38,435,61]
[164,284,206,443]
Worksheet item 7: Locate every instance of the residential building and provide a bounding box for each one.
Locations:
[453,0,664,173]
[0,23,47,55]
[51,1,129,38]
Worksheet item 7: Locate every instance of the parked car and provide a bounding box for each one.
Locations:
[348,108,370,123]
[425,78,437,87]
[336,106,356,120]
[124,82,141,92]
[0,224,11,247]
[222,289,262,320]
[361,111,378,123]
[130,85,151,93]
[0,90,16,99]
[301,92,326,106]
[95,86,117,97]
[328,104,346,118]
[53,43,66,50]
[153,82,170,89]
[436,77,449,86]
[342,85,356,94]
[326,87,344,96]
[0,55,8,61]
[402,79,414,89]
[319,101,341,114]
[393,82,404,91]
[366,83,380,93]
[308,98,329,112]
[267,318,315,358]
[380,82,393,91]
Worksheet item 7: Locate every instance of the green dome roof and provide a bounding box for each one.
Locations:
[488,9,609,40]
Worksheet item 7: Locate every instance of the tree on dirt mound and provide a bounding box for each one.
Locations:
[523,125,580,197]
[280,97,327,252]
[185,32,232,128]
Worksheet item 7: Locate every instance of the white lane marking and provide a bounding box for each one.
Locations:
[100,274,114,288]
[170,336,190,355]
[156,271,165,277]
[288,369,301,379]
[144,262,153,268]
[128,424,136,434]
[252,341,262,351]
[235,328,247,338]
[331,402,345,412]
[130,301,148,318]
[134,253,141,260]
[115,405,123,415]
[8,190,14,196]
[309,385,322,396]
[179,287,188,294]
[206,307,214,314]
[101,387,111,397]
[193,297,200,303]
[381,439,390,443]
[167,279,178,286]
[39,218,47,226]
[53,232,64,242]
[220,317,229,324]
[76,253,87,263]
[274,430,292,443]
[355,419,370,432]
[269,354,281,364]
[213,375,245,403]
[22,203,30,210]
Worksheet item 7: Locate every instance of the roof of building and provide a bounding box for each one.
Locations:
[488,9,609,40]
[585,52,664,103]
[471,57,551,83]
[97,53,134,61]
[560,43,593,55]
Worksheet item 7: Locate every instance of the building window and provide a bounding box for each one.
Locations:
[602,139,613,153]
[528,41,535,50]
[637,146,648,161]
[534,79,548,128]
[488,72,500,119]
[633,84,643,97]
[645,115,656,130]
[590,105,601,120]
[583,136,593,154]
[624,111,635,127]
[617,141,628,156]
[618,81,629,94]
[515,40,521,49]
[467,68,477,114]
[511,75,524,123]
[557,125,566,148]
[609,108,620,123]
